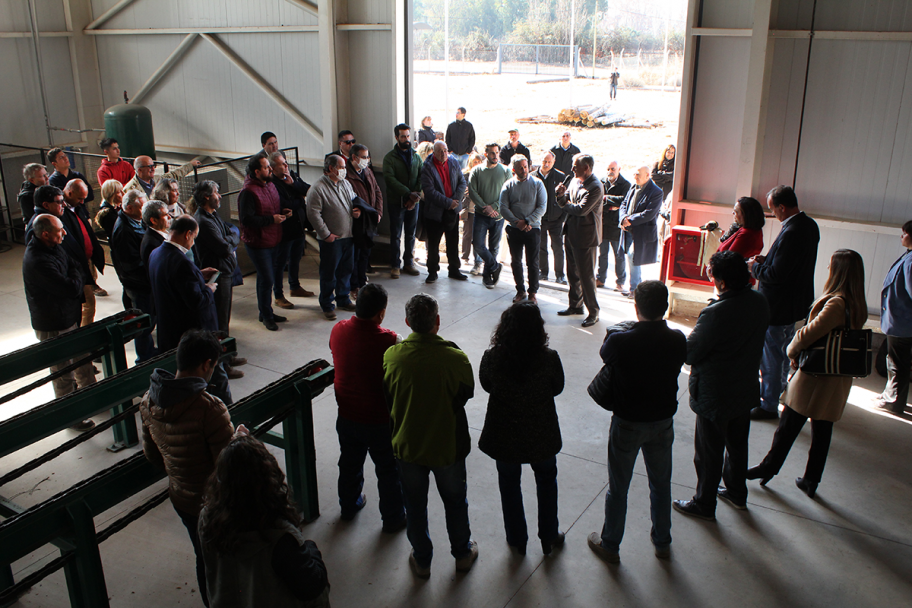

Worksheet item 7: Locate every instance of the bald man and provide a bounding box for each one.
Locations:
[63,180,107,323]
[124,155,200,198]
[598,161,631,292]
[618,166,664,296]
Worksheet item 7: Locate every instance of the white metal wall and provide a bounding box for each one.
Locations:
[677,0,912,314]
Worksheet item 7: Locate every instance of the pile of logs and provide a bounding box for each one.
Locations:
[558,103,631,128]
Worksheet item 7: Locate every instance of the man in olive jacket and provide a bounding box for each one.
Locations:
[673,252,770,520]
[382,123,422,278]
[383,294,477,578]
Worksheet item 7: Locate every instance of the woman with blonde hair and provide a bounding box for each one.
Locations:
[95,178,124,239]
[747,249,867,498]
[418,116,435,143]
[461,151,485,269]
[415,141,434,162]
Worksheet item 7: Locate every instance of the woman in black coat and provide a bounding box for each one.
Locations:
[478,302,565,556]
[417,116,436,143]
[651,144,675,201]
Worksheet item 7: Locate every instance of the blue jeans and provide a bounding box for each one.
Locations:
[336,416,405,524]
[123,287,157,362]
[600,415,673,552]
[397,458,472,568]
[473,214,504,274]
[455,153,469,169]
[273,236,307,298]
[351,244,371,290]
[598,238,626,285]
[244,244,279,321]
[175,506,209,607]
[495,457,559,547]
[317,237,354,311]
[388,202,419,269]
[760,323,796,413]
[627,249,642,291]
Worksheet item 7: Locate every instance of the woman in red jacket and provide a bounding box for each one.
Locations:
[718,196,765,259]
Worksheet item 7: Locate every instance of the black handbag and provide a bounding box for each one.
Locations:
[797,304,873,377]
[587,364,616,411]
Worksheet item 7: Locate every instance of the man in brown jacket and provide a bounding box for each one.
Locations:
[345,143,383,298]
[555,153,604,327]
[141,329,242,607]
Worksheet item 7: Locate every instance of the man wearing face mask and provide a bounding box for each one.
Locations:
[306,155,362,320]
[345,144,383,298]
[383,124,422,279]
[269,150,315,310]
[239,152,290,331]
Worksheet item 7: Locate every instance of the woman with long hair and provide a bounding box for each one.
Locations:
[747,249,867,498]
[478,302,565,556]
[718,196,765,260]
[651,144,675,201]
[418,116,435,143]
[199,435,330,607]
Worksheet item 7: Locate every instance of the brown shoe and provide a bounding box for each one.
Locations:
[93,287,108,297]
[225,365,245,379]
[596,280,605,288]
[229,356,248,367]
[275,296,294,309]
[324,310,338,320]
[71,419,95,432]
[390,267,400,279]
[513,292,526,303]
[402,265,420,276]
[528,294,538,305]
[350,288,359,301]
[290,286,315,298]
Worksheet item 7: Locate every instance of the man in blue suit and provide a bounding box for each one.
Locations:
[748,185,819,420]
[876,220,912,414]
[618,166,664,296]
[420,141,468,284]
[148,215,232,405]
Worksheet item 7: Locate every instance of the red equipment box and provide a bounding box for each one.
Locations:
[663,225,713,286]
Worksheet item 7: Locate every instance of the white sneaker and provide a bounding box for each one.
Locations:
[455,541,479,572]
[470,263,483,276]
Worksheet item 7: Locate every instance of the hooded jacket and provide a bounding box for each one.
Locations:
[140,369,234,516]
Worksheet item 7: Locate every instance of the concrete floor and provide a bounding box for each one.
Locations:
[2,242,911,608]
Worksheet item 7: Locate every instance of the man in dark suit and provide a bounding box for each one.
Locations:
[148,215,232,405]
[535,152,567,284]
[556,153,603,327]
[747,185,819,420]
[673,252,770,520]
[140,198,170,269]
[110,189,156,362]
[598,161,631,292]
[420,142,468,283]
[618,166,664,297]
[62,180,107,322]
[587,281,686,563]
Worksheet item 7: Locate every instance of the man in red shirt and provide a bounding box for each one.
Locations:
[329,283,406,531]
[96,138,136,187]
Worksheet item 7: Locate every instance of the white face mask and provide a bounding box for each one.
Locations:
[358,158,370,171]
[337,168,347,180]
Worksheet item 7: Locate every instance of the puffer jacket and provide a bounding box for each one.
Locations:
[140,369,234,516]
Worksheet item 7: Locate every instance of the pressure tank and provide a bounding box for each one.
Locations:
[103,104,156,159]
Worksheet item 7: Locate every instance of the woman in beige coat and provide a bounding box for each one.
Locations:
[747,249,867,498]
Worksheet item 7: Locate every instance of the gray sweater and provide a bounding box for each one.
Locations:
[499,176,547,229]
[305,175,355,240]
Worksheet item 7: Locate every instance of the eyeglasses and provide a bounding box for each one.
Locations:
[342,139,356,145]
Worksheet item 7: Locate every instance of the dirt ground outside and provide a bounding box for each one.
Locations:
[413,72,682,181]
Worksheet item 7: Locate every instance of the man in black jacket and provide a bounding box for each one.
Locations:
[445,107,475,169]
[598,161,631,292]
[587,281,686,563]
[550,131,581,176]
[499,129,530,166]
[193,180,247,379]
[535,152,567,284]
[18,162,49,223]
[111,190,156,361]
[23,214,96,430]
[748,185,819,420]
[673,252,770,520]
[140,197,169,269]
[48,147,95,203]
[269,150,315,309]
[63,179,107,320]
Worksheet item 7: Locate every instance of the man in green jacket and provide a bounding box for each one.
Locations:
[383,294,477,578]
[382,123,422,279]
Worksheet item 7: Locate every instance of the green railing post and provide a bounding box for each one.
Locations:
[102,325,139,452]
[63,502,109,608]
[286,384,320,522]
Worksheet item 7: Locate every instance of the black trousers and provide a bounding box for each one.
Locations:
[175,506,209,607]
[693,410,751,511]
[425,218,460,275]
[756,405,833,485]
[539,218,565,279]
[882,335,912,413]
[506,225,541,295]
[565,241,599,315]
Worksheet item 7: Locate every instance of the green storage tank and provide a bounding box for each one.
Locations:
[103,104,156,159]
